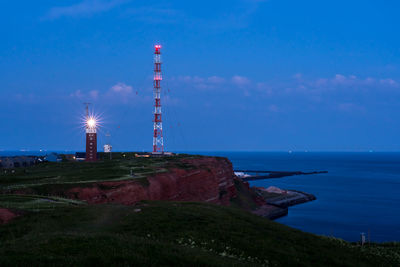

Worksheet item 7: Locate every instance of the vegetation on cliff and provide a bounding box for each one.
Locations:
[0,154,201,193]
[0,155,236,206]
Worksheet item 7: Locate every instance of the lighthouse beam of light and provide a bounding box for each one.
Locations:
[87,117,97,129]
[81,112,102,131]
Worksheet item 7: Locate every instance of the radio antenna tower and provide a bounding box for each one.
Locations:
[84,102,90,119]
[153,44,164,154]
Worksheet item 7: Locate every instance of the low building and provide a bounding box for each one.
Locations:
[63,154,76,161]
[75,152,101,161]
[135,153,151,158]
[45,153,62,163]
[0,158,14,169]
[0,156,38,169]
[75,152,86,161]
[104,144,112,153]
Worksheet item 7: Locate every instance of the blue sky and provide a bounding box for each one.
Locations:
[1,0,400,151]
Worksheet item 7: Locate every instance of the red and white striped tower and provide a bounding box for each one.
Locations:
[85,104,97,162]
[153,44,164,153]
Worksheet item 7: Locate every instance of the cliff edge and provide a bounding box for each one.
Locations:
[1,154,310,221]
[65,157,237,206]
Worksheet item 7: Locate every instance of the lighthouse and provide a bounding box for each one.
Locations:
[85,104,97,162]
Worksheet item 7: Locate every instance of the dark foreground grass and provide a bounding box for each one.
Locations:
[1,201,399,266]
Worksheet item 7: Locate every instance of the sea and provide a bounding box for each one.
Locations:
[1,150,399,242]
[196,151,400,243]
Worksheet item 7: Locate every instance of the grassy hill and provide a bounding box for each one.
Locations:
[0,156,399,266]
[0,200,399,266]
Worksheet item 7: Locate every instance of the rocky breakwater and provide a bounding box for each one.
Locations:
[254,186,316,208]
[66,157,237,206]
[249,186,316,219]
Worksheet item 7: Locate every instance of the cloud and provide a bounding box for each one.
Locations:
[89,90,99,99]
[172,74,257,98]
[256,82,274,96]
[365,77,375,85]
[336,102,365,113]
[173,73,399,97]
[180,0,269,31]
[207,76,225,84]
[332,74,348,84]
[44,0,266,29]
[330,74,358,86]
[45,0,128,19]
[313,78,328,87]
[310,74,399,90]
[232,75,250,87]
[268,104,279,113]
[69,83,147,105]
[14,93,36,103]
[70,89,99,100]
[64,72,400,117]
[173,75,255,93]
[124,6,184,24]
[167,72,400,115]
[293,73,302,80]
[110,82,133,94]
[380,78,398,87]
[70,90,85,99]
[173,75,226,90]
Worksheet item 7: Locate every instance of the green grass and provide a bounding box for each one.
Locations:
[0,194,86,211]
[230,179,259,211]
[0,155,202,194]
[0,201,399,266]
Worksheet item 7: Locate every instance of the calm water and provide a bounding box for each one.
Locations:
[2,151,400,242]
[0,151,76,157]
[197,152,400,242]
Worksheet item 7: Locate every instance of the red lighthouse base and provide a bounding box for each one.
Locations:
[86,132,97,162]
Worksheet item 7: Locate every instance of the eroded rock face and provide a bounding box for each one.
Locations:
[66,157,237,206]
[0,208,18,224]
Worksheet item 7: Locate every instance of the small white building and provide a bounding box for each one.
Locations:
[104,144,112,153]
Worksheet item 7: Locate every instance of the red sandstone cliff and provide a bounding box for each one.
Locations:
[66,157,237,206]
[0,208,18,224]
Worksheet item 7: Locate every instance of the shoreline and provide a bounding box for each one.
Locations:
[250,185,316,219]
[236,170,328,181]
